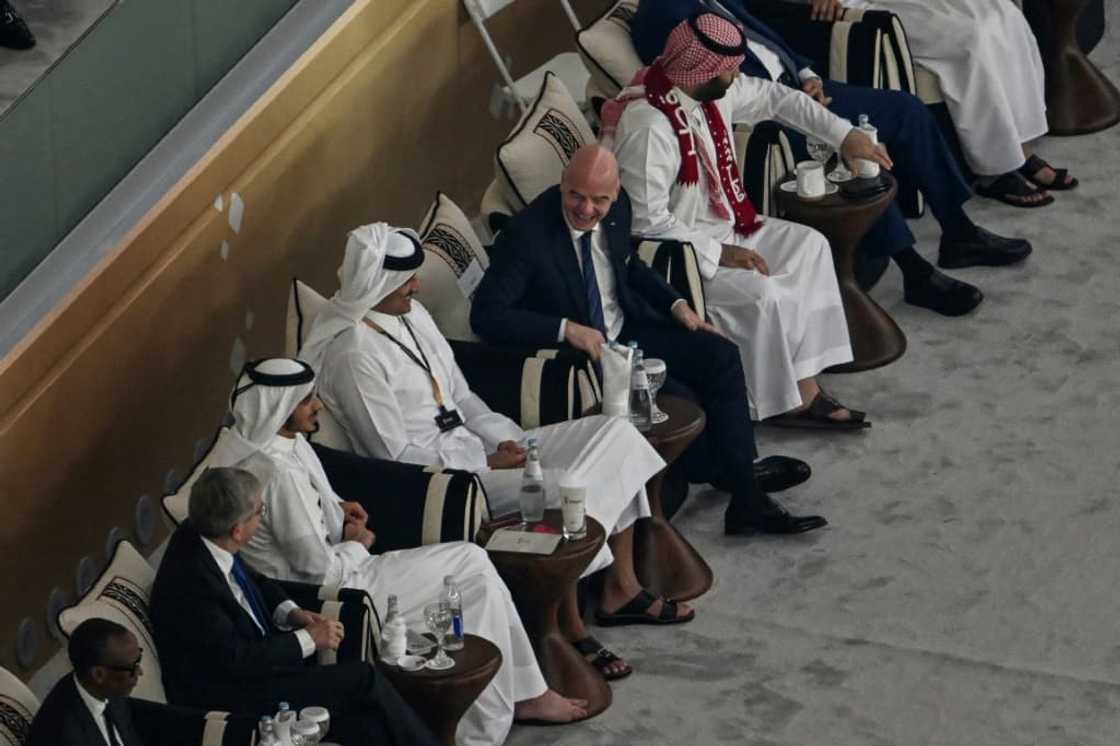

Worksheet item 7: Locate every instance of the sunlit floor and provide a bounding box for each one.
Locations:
[509,25,1120,746]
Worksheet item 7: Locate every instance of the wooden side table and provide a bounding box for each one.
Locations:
[1042,0,1120,135]
[634,395,712,602]
[775,174,905,373]
[475,512,611,718]
[377,634,502,746]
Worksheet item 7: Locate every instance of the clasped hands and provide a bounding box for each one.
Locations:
[562,302,722,364]
[287,608,345,651]
[340,500,375,549]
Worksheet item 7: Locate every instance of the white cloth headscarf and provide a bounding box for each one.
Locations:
[299,222,423,374]
[208,358,316,480]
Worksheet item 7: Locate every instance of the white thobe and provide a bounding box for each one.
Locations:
[611,75,854,419]
[315,301,662,575]
[843,0,1047,175]
[238,431,547,746]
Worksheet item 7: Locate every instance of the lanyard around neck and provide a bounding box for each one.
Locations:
[362,316,447,408]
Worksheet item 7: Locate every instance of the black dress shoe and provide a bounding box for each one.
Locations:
[0,1,35,50]
[938,227,1032,269]
[904,269,983,317]
[753,455,811,493]
[725,496,828,536]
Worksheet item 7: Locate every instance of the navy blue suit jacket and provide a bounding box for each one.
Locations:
[471,186,682,349]
[631,0,812,83]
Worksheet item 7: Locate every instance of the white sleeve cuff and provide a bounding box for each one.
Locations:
[294,629,316,659]
[799,68,819,83]
[274,600,299,629]
[558,318,567,343]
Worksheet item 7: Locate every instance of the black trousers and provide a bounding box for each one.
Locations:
[621,322,762,510]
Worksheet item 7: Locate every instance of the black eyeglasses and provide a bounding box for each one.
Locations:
[103,650,143,676]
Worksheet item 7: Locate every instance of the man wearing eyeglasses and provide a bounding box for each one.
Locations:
[27,618,145,746]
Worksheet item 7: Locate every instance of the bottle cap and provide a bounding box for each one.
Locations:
[627,340,638,348]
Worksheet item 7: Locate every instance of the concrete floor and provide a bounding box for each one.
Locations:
[507,23,1120,746]
[0,0,114,116]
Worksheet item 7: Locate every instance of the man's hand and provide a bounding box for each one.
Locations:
[306,617,345,651]
[840,129,893,173]
[339,500,368,526]
[487,440,527,470]
[563,321,606,361]
[801,77,832,106]
[670,301,726,338]
[810,0,845,21]
[343,521,376,550]
[287,608,326,629]
[720,245,770,275]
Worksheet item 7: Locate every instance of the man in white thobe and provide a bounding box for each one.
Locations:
[208,357,588,743]
[301,224,693,679]
[798,0,1078,204]
[605,12,890,424]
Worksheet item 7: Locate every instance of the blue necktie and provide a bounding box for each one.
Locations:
[231,555,272,636]
[580,231,607,336]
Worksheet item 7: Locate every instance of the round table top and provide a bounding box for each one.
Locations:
[775,172,897,218]
[645,395,706,450]
[378,634,502,682]
[476,510,605,563]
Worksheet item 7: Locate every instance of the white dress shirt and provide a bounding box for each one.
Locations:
[74,675,121,746]
[200,536,315,658]
[557,220,625,342]
[612,73,853,279]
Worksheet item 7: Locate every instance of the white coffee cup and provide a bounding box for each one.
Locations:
[795,160,826,199]
[559,481,587,540]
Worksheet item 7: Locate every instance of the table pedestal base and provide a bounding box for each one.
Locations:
[827,278,907,373]
[1045,50,1120,135]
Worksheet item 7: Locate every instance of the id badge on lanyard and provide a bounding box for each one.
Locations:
[364,317,464,432]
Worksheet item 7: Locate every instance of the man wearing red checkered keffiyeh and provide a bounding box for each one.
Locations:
[604,11,887,430]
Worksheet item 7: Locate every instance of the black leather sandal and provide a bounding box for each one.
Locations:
[1018,154,1079,191]
[594,589,694,627]
[975,172,1054,208]
[572,636,633,681]
[766,391,870,431]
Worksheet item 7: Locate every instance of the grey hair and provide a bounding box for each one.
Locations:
[188,466,261,539]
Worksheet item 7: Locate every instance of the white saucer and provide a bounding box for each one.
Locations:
[780,181,839,198]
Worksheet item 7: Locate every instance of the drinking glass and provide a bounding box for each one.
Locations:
[806,135,851,183]
[423,603,455,670]
[643,358,668,424]
[298,707,330,742]
[292,719,322,746]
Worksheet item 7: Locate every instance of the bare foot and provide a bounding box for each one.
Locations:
[515,690,589,722]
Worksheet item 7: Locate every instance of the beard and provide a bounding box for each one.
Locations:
[692,77,732,102]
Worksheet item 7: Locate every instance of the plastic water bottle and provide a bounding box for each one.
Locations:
[380,594,407,662]
[443,575,465,651]
[628,343,653,432]
[856,114,880,178]
[258,716,281,746]
[519,439,547,524]
[274,703,295,745]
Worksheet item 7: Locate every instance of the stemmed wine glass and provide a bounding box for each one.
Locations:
[423,603,455,670]
[806,135,851,183]
[643,358,668,424]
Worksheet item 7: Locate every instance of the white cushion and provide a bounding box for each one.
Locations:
[57,541,166,704]
[494,72,595,211]
[576,0,642,99]
[284,280,353,452]
[0,667,37,746]
[416,192,490,342]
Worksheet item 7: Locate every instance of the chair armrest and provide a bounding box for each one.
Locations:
[311,443,490,547]
[128,699,257,746]
[632,238,708,321]
[271,576,380,665]
[448,340,600,428]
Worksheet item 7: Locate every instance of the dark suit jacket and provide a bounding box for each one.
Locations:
[150,524,305,712]
[27,674,144,746]
[471,186,682,348]
[630,0,813,83]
